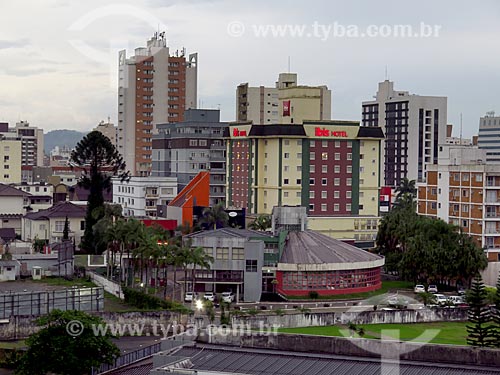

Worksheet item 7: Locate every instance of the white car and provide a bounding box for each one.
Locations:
[414,285,426,293]
[427,285,438,293]
[184,292,196,303]
[221,292,235,303]
[448,295,466,306]
[434,294,448,305]
[203,292,215,302]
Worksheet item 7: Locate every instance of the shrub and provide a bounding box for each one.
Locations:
[274,308,285,316]
[309,291,319,299]
[247,308,259,316]
[122,287,192,314]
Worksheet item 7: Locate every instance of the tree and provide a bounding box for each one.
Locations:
[200,204,229,230]
[16,309,119,375]
[70,131,128,253]
[249,215,271,231]
[62,216,69,241]
[492,273,500,348]
[466,275,495,347]
[395,177,417,203]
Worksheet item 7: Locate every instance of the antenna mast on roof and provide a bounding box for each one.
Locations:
[288,56,291,73]
[460,113,463,144]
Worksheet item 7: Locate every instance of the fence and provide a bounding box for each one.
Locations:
[91,342,162,374]
[0,287,104,318]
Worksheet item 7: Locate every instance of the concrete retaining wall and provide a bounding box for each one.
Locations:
[232,308,468,329]
[201,332,500,367]
[89,271,123,299]
[0,311,187,340]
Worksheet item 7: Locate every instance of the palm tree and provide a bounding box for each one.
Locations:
[249,215,271,231]
[200,204,229,230]
[395,178,417,201]
[190,245,214,294]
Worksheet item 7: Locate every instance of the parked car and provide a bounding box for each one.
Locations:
[184,292,197,303]
[221,291,235,303]
[457,286,466,296]
[427,285,438,293]
[434,294,448,305]
[448,295,466,306]
[414,285,426,293]
[203,292,215,302]
[387,296,409,309]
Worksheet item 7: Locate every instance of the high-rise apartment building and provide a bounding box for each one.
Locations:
[152,109,227,206]
[118,32,198,176]
[226,121,384,244]
[362,80,447,187]
[236,73,331,125]
[417,143,500,261]
[478,111,500,163]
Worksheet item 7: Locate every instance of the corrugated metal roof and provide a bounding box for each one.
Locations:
[157,345,500,375]
[187,228,274,239]
[280,231,382,264]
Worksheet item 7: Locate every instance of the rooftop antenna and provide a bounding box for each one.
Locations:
[460,113,463,144]
[288,56,291,73]
[385,65,388,80]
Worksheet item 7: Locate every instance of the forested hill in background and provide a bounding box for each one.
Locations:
[44,130,87,154]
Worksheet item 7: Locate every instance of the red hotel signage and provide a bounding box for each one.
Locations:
[315,127,348,137]
[283,100,291,117]
[233,128,247,137]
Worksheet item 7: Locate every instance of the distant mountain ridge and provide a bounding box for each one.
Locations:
[44,129,88,154]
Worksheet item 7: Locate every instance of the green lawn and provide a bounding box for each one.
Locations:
[285,281,414,301]
[33,277,96,288]
[279,322,468,346]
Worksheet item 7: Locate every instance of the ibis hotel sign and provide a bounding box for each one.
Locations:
[304,124,359,139]
[229,124,252,139]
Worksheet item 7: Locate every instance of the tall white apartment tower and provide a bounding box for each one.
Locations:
[118,32,198,176]
[362,80,447,187]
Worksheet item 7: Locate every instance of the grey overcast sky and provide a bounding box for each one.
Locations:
[0,0,499,138]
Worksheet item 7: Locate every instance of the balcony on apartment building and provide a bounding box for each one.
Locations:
[145,188,159,198]
[485,206,500,219]
[485,190,500,204]
[486,176,500,188]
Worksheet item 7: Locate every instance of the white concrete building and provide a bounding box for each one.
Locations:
[112,176,178,217]
[12,183,53,212]
[118,32,198,176]
[362,80,447,186]
[478,111,500,163]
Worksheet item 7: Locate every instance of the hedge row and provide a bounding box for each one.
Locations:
[122,287,192,314]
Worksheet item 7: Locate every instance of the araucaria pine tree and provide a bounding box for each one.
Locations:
[492,272,500,348]
[466,275,495,347]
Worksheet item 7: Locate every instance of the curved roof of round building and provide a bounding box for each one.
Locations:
[279,231,384,271]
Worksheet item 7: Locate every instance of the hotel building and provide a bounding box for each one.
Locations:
[226,121,384,244]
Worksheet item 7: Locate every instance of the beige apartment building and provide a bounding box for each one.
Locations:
[118,32,198,176]
[94,120,117,147]
[236,73,331,125]
[0,139,22,184]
